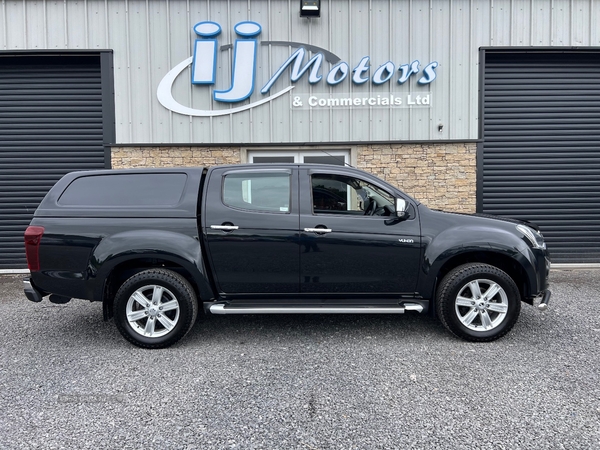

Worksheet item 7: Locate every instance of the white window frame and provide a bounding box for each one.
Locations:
[242,147,356,167]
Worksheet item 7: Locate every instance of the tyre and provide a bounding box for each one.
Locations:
[436,263,521,342]
[113,269,198,349]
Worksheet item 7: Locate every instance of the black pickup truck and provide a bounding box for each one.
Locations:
[23,164,551,348]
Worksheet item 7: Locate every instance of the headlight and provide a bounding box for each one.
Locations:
[516,224,546,250]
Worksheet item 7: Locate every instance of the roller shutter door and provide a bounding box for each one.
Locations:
[480,51,600,263]
[0,54,112,269]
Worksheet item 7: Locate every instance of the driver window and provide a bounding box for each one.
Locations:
[311,174,395,216]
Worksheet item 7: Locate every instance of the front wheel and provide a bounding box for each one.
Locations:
[113,269,198,349]
[436,263,521,342]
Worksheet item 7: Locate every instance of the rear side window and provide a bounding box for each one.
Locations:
[58,173,188,207]
[223,172,290,213]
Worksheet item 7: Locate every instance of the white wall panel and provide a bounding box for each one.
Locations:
[65,0,88,48]
[328,0,351,143]
[531,0,552,45]
[512,0,533,45]
[127,0,151,142]
[552,0,572,45]
[369,0,391,142]
[309,5,333,143]
[147,0,170,143]
[450,0,470,139]
[87,0,108,49]
[46,1,67,48]
[106,0,131,141]
[4,1,26,49]
[593,0,600,44]
[167,0,193,143]
[24,0,47,48]
[431,0,451,141]
[490,0,512,46]
[409,0,432,140]
[2,0,600,144]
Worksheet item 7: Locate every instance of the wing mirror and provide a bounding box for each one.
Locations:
[385,198,409,225]
[395,198,409,220]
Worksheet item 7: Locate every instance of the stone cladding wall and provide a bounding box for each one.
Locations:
[111,147,241,168]
[356,143,477,213]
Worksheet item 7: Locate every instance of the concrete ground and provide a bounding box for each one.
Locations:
[0,269,599,449]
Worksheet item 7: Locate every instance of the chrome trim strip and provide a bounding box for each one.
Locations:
[209,304,407,314]
[403,303,424,313]
[23,280,32,289]
[551,263,600,270]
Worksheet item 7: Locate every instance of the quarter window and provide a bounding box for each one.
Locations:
[223,172,291,213]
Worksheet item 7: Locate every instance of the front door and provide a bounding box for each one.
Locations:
[299,168,421,295]
[203,167,300,295]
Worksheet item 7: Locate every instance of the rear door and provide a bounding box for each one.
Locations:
[299,168,421,295]
[203,167,300,294]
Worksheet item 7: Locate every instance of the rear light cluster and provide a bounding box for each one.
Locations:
[24,226,45,272]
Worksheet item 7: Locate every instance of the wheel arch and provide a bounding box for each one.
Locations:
[421,250,535,317]
[435,262,522,342]
[100,255,213,321]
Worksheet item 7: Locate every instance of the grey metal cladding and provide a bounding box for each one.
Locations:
[480,50,600,263]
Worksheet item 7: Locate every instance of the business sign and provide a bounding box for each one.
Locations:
[291,93,431,109]
[157,21,438,117]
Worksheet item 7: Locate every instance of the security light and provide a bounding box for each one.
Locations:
[300,0,320,17]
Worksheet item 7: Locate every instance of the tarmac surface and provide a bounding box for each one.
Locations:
[0,269,599,449]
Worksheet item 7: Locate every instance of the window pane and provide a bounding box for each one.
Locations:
[252,156,295,163]
[312,174,394,215]
[312,176,350,212]
[58,173,187,207]
[303,155,346,166]
[223,172,291,213]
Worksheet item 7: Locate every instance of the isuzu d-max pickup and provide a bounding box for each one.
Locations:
[23,164,551,348]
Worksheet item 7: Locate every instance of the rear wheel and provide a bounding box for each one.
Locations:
[436,263,521,342]
[114,269,198,349]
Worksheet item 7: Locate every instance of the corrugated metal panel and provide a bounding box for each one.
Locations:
[481,51,600,263]
[1,0,600,144]
[0,55,106,268]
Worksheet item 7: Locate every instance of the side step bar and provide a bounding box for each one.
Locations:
[209,303,424,315]
[536,290,551,312]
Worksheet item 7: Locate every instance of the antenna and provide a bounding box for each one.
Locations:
[316,149,356,168]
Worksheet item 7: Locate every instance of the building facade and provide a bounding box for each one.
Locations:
[2,0,600,267]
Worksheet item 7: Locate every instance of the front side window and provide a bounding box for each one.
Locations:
[223,172,291,213]
[312,174,395,216]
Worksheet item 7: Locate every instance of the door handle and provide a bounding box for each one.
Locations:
[304,227,332,233]
[211,225,239,231]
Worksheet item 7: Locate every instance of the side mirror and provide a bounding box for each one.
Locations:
[385,198,409,225]
[395,198,409,219]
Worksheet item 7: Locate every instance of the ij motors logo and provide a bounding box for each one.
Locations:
[157,21,438,117]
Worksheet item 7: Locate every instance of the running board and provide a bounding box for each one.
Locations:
[209,303,424,315]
